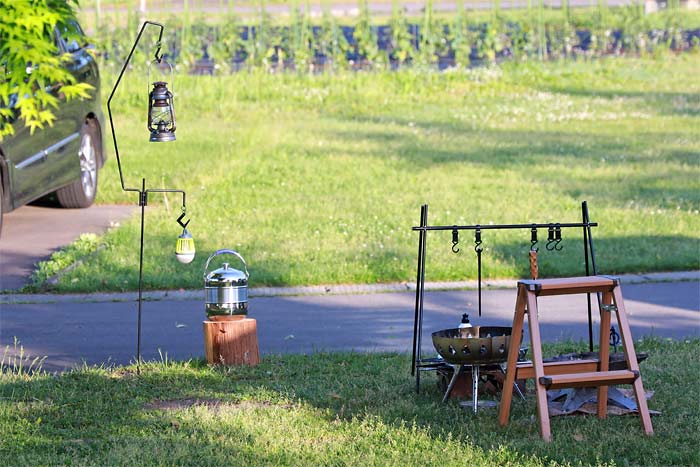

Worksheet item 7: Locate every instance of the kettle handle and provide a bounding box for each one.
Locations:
[203,249,249,280]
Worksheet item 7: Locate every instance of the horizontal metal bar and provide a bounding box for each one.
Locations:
[146,187,186,207]
[146,188,185,194]
[412,222,597,232]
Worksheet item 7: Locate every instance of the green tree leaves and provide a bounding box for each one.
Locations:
[0,0,93,141]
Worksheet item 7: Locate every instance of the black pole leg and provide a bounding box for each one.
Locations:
[415,204,428,393]
[137,178,147,374]
[412,205,427,378]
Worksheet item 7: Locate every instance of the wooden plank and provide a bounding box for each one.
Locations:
[539,370,638,389]
[518,276,616,296]
[516,359,600,380]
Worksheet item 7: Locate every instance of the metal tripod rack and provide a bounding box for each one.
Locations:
[411,201,600,394]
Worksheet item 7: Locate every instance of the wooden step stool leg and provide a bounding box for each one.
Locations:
[612,286,654,435]
[499,285,527,427]
[597,291,613,419]
[525,289,552,442]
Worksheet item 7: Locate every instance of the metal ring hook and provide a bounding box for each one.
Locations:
[451,228,460,254]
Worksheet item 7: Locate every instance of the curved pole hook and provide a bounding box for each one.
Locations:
[107,21,165,194]
[451,228,460,254]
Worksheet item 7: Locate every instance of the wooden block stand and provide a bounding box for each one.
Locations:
[498,276,653,442]
[203,318,260,366]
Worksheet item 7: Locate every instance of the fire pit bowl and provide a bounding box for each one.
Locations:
[432,326,514,365]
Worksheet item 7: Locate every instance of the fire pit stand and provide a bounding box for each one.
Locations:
[444,364,480,409]
[441,363,526,413]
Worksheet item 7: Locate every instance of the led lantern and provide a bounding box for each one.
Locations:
[175,228,196,264]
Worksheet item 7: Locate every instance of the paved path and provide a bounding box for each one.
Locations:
[0,204,136,291]
[1,274,697,373]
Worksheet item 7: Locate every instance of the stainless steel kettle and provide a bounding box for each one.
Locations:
[203,249,249,319]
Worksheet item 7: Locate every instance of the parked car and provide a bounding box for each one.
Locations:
[0,19,105,237]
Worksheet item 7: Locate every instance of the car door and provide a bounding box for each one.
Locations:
[47,20,98,189]
[2,79,65,209]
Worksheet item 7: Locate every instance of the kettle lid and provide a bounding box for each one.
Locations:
[207,262,247,285]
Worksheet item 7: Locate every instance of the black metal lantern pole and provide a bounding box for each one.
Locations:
[107,21,193,374]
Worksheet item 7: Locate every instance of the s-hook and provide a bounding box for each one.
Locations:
[610,326,621,353]
[474,227,483,317]
[546,224,563,251]
[452,227,460,254]
[529,225,539,280]
[177,207,190,229]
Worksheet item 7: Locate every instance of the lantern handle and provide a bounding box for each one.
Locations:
[147,58,174,95]
[204,249,249,280]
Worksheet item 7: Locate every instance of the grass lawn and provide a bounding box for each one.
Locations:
[32,54,700,292]
[1,338,698,465]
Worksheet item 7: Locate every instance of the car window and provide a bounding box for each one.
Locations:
[56,19,85,53]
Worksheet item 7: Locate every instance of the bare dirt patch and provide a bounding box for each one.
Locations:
[143,398,292,412]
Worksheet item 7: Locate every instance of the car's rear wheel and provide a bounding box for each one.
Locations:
[56,118,100,208]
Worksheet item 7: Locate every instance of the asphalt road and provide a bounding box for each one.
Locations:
[1,279,697,373]
[0,204,135,291]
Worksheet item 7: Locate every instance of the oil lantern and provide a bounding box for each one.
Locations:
[148,81,176,142]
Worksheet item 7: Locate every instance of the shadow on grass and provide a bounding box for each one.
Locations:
[321,115,698,167]
[320,121,638,167]
[0,366,289,465]
[315,116,698,208]
[1,338,699,465]
[538,87,700,118]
